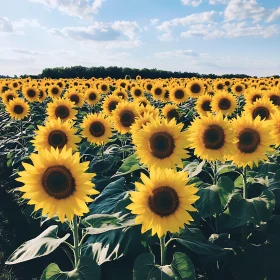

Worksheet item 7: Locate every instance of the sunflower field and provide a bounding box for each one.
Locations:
[1,76,280,280]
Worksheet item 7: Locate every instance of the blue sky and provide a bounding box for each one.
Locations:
[0,0,280,76]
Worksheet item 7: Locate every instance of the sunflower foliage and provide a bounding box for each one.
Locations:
[0,76,280,280]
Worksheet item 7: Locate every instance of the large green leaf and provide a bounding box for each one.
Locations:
[183,160,205,178]
[133,253,175,280]
[88,177,131,214]
[172,228,224,256]
[171,253,195,280]
[112,153,144,177]
[218,189,275,230]
[6,225,70,265]
[40,256,101,280]
[195,177,234,218]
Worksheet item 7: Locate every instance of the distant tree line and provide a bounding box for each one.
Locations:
[2,66,278,79]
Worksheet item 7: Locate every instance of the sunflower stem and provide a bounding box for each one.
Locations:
[72,215,80,269]
[20,120,23,147]
[243,166,247,199]
[160,235,166,266]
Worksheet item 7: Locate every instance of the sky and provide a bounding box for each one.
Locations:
[0,0,280,77]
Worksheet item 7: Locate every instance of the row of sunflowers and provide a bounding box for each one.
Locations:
[1,76,280,280]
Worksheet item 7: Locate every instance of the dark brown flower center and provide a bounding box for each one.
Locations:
[13,82,18,88]
[164,90,170,99]
[167,109,179,120]
[89,93,97,100]
[52,87,59,95]
[218,98,231,110]
[148,186,179,217]
[235,85,243,93]
[120,83,126,88]
[252,94,261,103]
[202,100,211,111]
[101,85,108,91]
[155,88,162,96]
[174,89,185,99]
[55,105,70,119]
[269,95,280,106]
[149,132,175,159]
[202,125,225,150]
[120,110,135,127]
[27,89,36,98]
[7,94,14,102]
[134,89,142,96]
[147,84,152,91]
[14,105,24,114]
[89,121,105,137]
[70,94,80,105]
[108,101,118,112]
[39,90,44,99]
[117,92,125,99]
[252,106,270,120]
[48,130,68,149]
[139,101,147,107]
[238,128,260,153]
[225,81,230,86]
[57,82,63,88]
[190,84,201,94]
[42,165,75,199]
[217,83,224,90]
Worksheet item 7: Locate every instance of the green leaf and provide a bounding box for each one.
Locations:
[40,257,101,280]
[171,252,195,280]
[195,177,234,218]
[82,213,121,228]
[183,160,205,178]
[218,189,275,230]
[173,228,224,256]
[133,253,175,280]
[6,225,70,265]
[112,153,144,177]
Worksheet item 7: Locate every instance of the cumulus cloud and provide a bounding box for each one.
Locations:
[154,49,199,58]
[181,0,203,7]
[181,21,279,38]
[29,0,104,19]
[0,17,42,34]
[49,21,142,48]
[267,7,280,23]
[0,17,14,33]
[209,0,229,4]
[150,18,159,25]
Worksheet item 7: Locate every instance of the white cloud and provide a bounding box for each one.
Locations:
[267,7,280,23]
[224,0,268,22]
[48,21,142,48]
[181,0,203,7]
[150,18,159,25]
[29,0,104,19]
[209,0,229,4]
[181,21,279,38]
[0,17,14,33]
[154,49,199,58]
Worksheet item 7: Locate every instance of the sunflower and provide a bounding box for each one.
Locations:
[169,87,188,104]
[211,91,237,117]
[102,95,122,116]
[186,80,205,98]
[126,167,199,238]
[195,94,212,116]
[187,113,235,162]
[244,97,277,121]
[135,97,149,107]
[131,86,144,99]
[9,80,21,91]
[213,80,225,92]
[81,113,112,145]
[46,98,77,122]
[6,98,30,120]
[38,88,47,103]
[17,147,99,222]
[230,114,273,168]
[269,111,280,147]
[232,83,245,96]
[48,85,62,99]
[145,81,153,92]
[132,118,189,169]
[31,118,81,152]
[111,101,139,134]
[112,88,129,100]
[22,86,39,102]
[265,89,280,108]
[99,82,110,95]
[65,90,85,107]
[152,84,164,100]
[137,104,160,118]
[130,112,156,138]
[162,104,180,122]
[1,91,18,106]
[85,89,101,105]
[244,89,263,105]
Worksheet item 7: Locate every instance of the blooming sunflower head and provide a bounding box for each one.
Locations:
[127,168,199,237]
[211,91,237,117]
[6,98,30,120]
[17,147,99,222]
[195,94,213,116]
